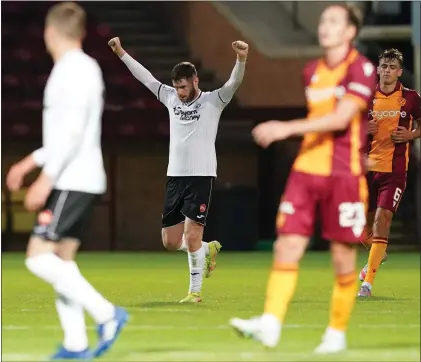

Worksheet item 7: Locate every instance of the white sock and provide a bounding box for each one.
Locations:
[26,253,115,324]
[202,242,210,255]
[178,235,209,255]
[187,246,206,293]
[55,261,88,352]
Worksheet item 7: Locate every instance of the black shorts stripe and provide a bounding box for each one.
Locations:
[47,191,69,235]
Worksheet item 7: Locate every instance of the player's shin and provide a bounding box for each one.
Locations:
[364,237,388,287]
[54,261,88,352]
[328,244,358,332]
[187,245,206,294]
[26,252,115,324]
[328,272,358,331]
[56,294,88,352]
[263,236,305,323]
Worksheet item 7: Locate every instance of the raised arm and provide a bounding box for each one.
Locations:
[214,41,248,106]
[108,37,169,101]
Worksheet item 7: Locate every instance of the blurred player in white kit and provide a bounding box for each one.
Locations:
[6,2,128,359]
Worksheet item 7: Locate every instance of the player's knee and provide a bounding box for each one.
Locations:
[26,235,56,258]
[183,222,203,251]
[55,238,80,261]
[274,235,307,263]
[161,229,181,251]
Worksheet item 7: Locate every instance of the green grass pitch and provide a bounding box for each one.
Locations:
[2,251,420,361]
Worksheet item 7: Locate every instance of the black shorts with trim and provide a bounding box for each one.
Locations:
[32,189,97,242]
[162,176,214,227]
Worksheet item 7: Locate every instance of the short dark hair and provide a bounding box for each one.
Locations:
[46,2,86,40]
[379,48,404,67]
[336,4,363,38]
[171,62,197,82]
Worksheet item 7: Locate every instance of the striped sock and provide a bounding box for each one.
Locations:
[329,272,358,331]
[264,262,299,322]
[364,237,388,286]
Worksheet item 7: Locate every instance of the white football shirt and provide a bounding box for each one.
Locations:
[121,53,245,176]
[32,49,106,194]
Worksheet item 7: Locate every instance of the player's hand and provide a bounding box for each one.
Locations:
[6,163,26,192]
[108,37,126,58]
[252,120,293,148]
[391,126,414,143]
[232,41,248,62]
[24,173,53,212]
[367,120,378,135]
[364,156,376,171]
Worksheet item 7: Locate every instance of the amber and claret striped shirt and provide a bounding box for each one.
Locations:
[367,81,421,173]
[293,48,377,177]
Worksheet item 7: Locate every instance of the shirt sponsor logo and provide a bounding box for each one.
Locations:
[173,106,200,121]
[369,110,407,120]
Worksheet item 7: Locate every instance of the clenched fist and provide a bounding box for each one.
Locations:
[232,41,248,62]
[108,37,126,58]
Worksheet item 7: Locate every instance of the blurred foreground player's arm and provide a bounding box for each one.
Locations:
[253,59,377,148]
[6,148,46,192]
[214,41,248,106]
[108,36,173,105]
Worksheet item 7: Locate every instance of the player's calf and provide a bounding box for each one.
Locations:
[360,208,393,295]
[230,235,308,348]
[161,223,184,251]
[180,219,206,302]
[317,242,357,354]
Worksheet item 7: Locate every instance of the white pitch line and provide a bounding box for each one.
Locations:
[2,349,420,361]
[3,323,420,331]
[3,349,420,362]
[17,308,421,314]
[18,307,198,313]
[128,349,420,359]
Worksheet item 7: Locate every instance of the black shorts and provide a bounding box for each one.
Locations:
[162,176,214,227]
[32,189,97,242]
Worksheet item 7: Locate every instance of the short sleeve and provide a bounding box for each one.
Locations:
[343,58,377,110]
[410,91,421,121]
[157,84,176,108]
[207,89,228,111]
[302,60,319,88]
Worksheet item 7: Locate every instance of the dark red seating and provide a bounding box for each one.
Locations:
[1,1,161,123]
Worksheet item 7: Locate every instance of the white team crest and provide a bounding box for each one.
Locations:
[363,62,374,77]
[311,74,319,83]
